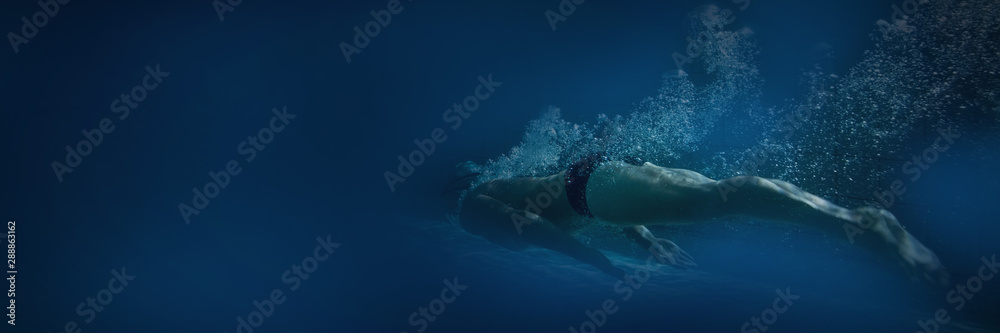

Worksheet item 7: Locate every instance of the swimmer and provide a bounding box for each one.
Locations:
[442,154,949,287]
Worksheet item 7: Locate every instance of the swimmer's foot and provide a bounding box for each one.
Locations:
[853,207,950,288]
[648,238,697,269]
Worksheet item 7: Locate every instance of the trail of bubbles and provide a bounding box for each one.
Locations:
[477,5,762,185]
[476,0,998,204]
[769,0,999,199]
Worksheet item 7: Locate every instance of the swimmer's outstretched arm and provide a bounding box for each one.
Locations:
[623,226,696,268]
[463,194,626,280]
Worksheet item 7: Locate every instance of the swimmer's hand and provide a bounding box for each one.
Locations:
[649,238,697,269]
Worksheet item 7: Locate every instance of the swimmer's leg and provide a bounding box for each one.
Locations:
[715,176,858,233]
[588,162,948,286]
[715,176,949,286]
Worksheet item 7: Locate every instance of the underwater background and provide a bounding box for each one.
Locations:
[1,0,998,332]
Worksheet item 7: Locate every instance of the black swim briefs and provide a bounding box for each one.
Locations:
[563,153,643,218]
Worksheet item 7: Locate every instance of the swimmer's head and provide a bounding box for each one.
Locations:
[441,161,481,215]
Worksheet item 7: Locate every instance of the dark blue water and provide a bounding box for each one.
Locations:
[2,0,998,332]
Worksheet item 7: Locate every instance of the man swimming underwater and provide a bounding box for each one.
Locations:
[444,153,949,287]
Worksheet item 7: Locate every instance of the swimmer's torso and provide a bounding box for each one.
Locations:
[463,172,577,226]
